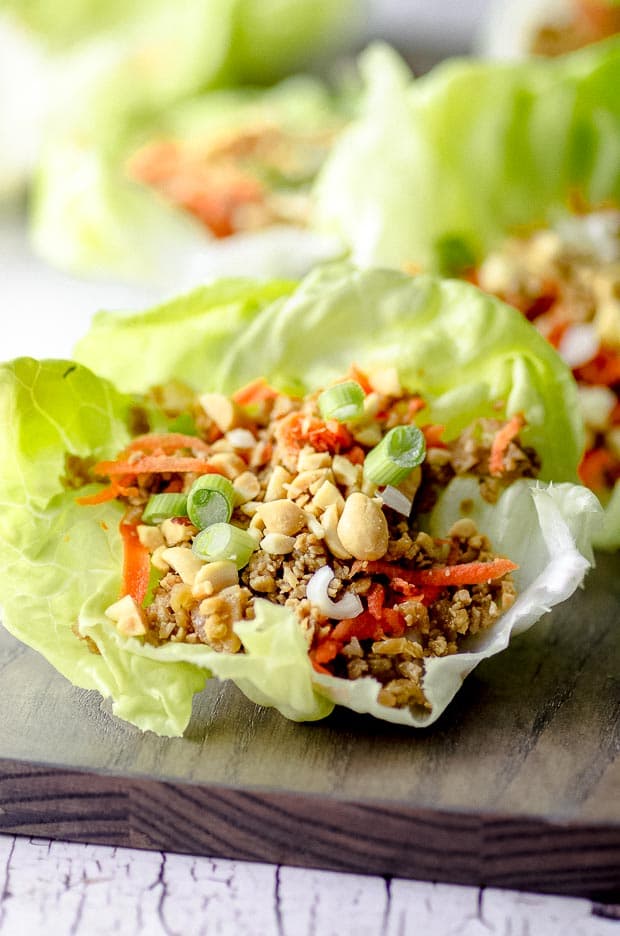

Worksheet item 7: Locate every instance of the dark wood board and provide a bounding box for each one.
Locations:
[1,554,618,899]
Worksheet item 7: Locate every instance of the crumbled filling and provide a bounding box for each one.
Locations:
[126,122,340,238]
[472,209,620,500]
[79,368,533,715]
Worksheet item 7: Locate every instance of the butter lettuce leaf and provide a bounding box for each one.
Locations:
[76,264,585,484]
[313,41,620,548]
[314,40,620,271]
[32,70,349,283]
[0,359,210,735]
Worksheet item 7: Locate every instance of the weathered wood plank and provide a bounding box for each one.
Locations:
[0,554,618,897]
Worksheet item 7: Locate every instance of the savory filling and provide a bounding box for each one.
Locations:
[126,121,340,238]
[530,0,620,56]
[464,209,620,502]
[76,368,537,714]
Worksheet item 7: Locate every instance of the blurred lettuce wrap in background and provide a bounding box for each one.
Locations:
[32,72,352,283]
[0,265,598,735]
[0,12,51,200]
[314,41,620,548]
[1,0,358,208]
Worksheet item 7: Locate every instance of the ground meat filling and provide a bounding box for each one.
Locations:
[86,369,531,714]
[126,122,340,239]
[471,209,620,499]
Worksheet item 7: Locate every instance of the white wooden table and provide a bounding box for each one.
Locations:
[1,833,618,935]
[1,188,618,936]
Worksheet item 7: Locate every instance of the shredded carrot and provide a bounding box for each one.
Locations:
[347,366,373,395]
[578,447,617,491]
[489,414,525,477]
[546,320,569,350]
[367,583,385,620]
[381,607,405,637]
[232,378,279,407]
[345,445,366,465]
[122,433,210,457]
[76,483,122,505]
[312,639,341,665]
[422,424,446,448]
[575,347,620,386]
[361,558,517,588]
[119,521,150,606]
[277,412,352,454]
[331,612,385,644]
[94,456,222,477]
[390,577,424,598]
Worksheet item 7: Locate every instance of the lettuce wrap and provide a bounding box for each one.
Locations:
[314,41,620,548]
[32,72,350,284]
[0,265,598,737]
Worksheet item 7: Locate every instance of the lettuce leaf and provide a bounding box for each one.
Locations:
[76,264,585,484]
[32,63,349,282]
[75,278,295,393]
[313,41,620,548]
[0,359,210,735]
[314,40,620,271]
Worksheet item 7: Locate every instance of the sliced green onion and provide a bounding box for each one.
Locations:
[142,493,188,525]
[318,381,365,422]
[187,475,235,530]
[363,425,426,486]
[192,522,257,569]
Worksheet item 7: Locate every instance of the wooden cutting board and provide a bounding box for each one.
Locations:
[1,553,618,899]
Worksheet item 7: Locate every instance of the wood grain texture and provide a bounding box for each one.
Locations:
[2,834,618,936]
[0,554,618,899]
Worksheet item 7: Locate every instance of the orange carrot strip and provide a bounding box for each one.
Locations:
[575,347,620,386]
[363,558,517,587]
[367,583,385,620]
[312,639,341,665]
[422,424,446,448]
[278,412,352,454]
[94,456,222,477]
[122,433,210,456]
[331,612,384,643]
[232,378,279,406]
[489,414,525,477]
[119,522,151,606]
[578,447,617,491]
[76,484,121,505]
[348,366,373,395]
[381,607,405,637]
[345,445,366,466]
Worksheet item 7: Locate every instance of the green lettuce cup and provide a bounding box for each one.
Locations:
[0,266,599,737]
[32,73,350,284]
[313,41,620,548]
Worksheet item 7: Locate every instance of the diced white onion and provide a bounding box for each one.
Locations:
[306,565,363,620]
[379,485,413,517]
[558,324,600,369]
[226,428,256,449]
